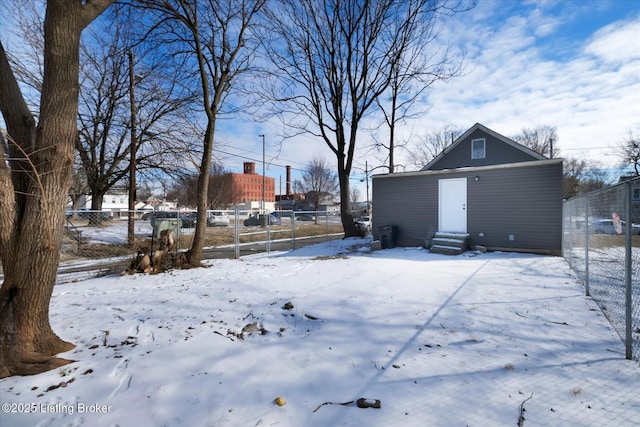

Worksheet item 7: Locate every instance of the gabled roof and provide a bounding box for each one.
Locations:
[421,123,546,171]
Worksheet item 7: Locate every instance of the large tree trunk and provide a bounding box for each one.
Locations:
[188,122,215,265]
[90,188,106,212]
[0,0,112,378]
[88,187,108,225]
[338,159,357,238]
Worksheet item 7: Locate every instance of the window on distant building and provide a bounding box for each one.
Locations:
[471,138,486,159]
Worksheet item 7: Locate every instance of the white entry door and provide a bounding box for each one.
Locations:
[438,178,467,233]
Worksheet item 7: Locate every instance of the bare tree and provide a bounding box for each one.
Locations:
[260,0,425,236]
[293,156,339,220]
[562,156,588,199]
[512,125,614,197]
[577,162,611,194]
[1,1,45,100]
[561,156,612,199]
[350,187,362,205]
[168,164,238,209]
[135,182,154,204]
[76,13,195,222]
[511,125,558,158]
[3,4,194,227]
[143,0,266,265]
[205,163,239,209]
[67,161,90,216]
[374,0,470,173]
[410,124,463,168]
[613,129,640,176]
[0,0,113,378]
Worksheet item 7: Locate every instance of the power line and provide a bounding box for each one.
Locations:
[561,146,612,151]
[212,147,307,173]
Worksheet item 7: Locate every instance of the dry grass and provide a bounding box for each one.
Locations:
[59,222,345,263]
[78,243,133,258]
[566,233,640,250]
[171,223,344,249]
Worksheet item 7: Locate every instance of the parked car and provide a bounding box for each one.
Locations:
[207,211,230,227]
[355,216,372,231]
[590,219,640,235]
[180,212,197,228]
[151,211,195,228]
[244,213,281,226]
[294,212,315,221]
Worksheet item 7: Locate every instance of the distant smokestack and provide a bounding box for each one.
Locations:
[286,165,292,195]
[243,162,256,174]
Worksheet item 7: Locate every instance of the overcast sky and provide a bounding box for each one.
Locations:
[216,0,639,194]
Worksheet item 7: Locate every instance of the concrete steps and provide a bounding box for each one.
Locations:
[429,232,469,255]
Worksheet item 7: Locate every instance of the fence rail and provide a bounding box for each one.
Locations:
[562,177,639,363]
[1,209,349,281]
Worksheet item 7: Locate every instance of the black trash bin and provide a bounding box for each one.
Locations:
[378,225,398,249]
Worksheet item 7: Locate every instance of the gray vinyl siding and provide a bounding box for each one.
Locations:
[428,129,540,170]
[372,160,563,255]
[467,161,562,254]
[372,174,439,247]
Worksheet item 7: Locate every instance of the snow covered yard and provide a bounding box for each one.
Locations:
[1,238,638,427]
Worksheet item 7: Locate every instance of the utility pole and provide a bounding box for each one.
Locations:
[259,134,265,212]
[127,50,137,248]
[279,175,282,210]
[365,161,370,214]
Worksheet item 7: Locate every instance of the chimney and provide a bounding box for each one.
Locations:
[286,165,291,195]
[243,162,256,174]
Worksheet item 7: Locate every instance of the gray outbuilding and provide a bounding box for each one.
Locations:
[372,123,563,255]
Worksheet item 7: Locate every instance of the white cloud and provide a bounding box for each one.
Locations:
[390,5,640,172]
[584,16,640,65]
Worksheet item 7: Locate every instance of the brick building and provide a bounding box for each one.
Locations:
[229,162,275,210]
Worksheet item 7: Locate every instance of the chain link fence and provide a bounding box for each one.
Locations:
[1,209,345,280]
[563,177,640,363]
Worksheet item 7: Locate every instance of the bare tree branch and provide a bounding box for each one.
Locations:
[374,0,472,173]
[259,0,430,236]
[409,124,464,168]
[511,125,558,158]
[141,0,266,264]
[613,129,640,176]
[293,156,339,220]
[75,11,197,214]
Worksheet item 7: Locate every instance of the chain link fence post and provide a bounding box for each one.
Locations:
[584,196,590,296]
[625,181,633,360]
[234,208,240,260]
[291,213,296,251]
[563,177,639,363]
